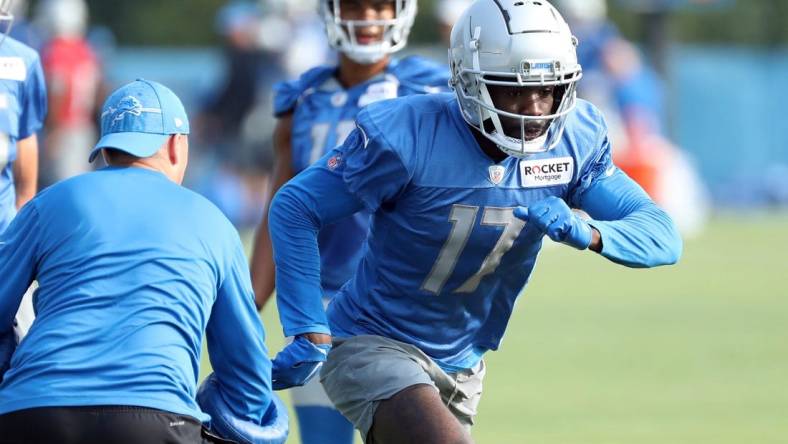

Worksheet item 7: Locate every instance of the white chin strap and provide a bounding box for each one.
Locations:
[496,132,549,155]
[343,43,390,64]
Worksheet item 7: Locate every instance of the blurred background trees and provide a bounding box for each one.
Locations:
[71,0,788,47]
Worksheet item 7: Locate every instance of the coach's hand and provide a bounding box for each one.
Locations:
[197,373,289,444]
[515,197,593,250]
[271,334,332,390]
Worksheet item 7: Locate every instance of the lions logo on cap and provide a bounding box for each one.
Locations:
[101,95,162,127]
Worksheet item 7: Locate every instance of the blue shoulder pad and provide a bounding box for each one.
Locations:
[390,55,451,93]
[563,100,613,207]
[355,95,424,167]
[273,65,336,117]
[197,373,289,444]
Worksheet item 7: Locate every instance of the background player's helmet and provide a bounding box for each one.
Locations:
[449,0,582,157]
[36,0,88,39]
[0,0,14,44]
[552,0,607,27]
[320,0,417,64]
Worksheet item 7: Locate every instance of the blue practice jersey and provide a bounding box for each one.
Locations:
[273,56,449,293]
[0,36,47,233]
[270,93,681,371]
[0,167,272,422]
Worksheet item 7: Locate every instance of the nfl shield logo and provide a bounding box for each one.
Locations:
[327,155,342,170]
[488,165,506,185]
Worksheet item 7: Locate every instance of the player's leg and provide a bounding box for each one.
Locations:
[372,359,485,443]
[290,373,354,444]
[321,335,484,444]
[369,384,472,444]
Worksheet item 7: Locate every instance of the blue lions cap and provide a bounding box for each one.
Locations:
[90,79,190,162]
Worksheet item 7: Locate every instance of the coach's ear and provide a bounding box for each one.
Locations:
[165,134,189,185]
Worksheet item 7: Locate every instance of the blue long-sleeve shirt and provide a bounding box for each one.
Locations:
[270,94,681,371]
[0,167,271,422]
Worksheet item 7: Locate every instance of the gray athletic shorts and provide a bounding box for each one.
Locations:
[319,335,485,442]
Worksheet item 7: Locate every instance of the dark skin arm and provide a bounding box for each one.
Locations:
[249,113,295,310]
[589,229,602,252]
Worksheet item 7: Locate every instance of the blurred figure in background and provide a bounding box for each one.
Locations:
[201,1,269,153]
[260,0,332,77]
[35,0,102,187]
[555,0,708,236]
[194,0,285,228]
[249,1,450,443]
[194,0,332,229]
[0,0,46,231]
[434,0,473,44]
[0,0,47,356]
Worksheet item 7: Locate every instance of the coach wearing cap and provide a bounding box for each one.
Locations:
[0,80,287,444]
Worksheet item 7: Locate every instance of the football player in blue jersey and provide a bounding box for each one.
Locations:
[248,1,449,443]
[0,0,47,346]
[0,0,46,234]
[268,0,683,442]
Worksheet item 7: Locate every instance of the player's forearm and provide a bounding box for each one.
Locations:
[13,135,39,209]
[14,185,35,210]
[589,205,681,267]
[249,218,277,311]
[269,164,366,335]
[269,184,331,336]
[582,170,682,267]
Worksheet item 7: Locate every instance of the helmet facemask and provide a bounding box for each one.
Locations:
[321,0,417,64]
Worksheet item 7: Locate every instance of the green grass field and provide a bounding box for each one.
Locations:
[204,213,788,443]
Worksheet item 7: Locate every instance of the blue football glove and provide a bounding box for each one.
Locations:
[0,328,17,383]
[271,336,331,390]
[197,372,289,444]
[514,197,593,250]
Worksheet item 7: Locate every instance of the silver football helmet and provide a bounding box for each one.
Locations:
[449,0,582,157]
[320,0,417,64]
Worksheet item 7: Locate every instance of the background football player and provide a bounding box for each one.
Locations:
[249,1,449,443]
[0,0,47,343]
[0,0,46,234]
[267,0,682,442]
